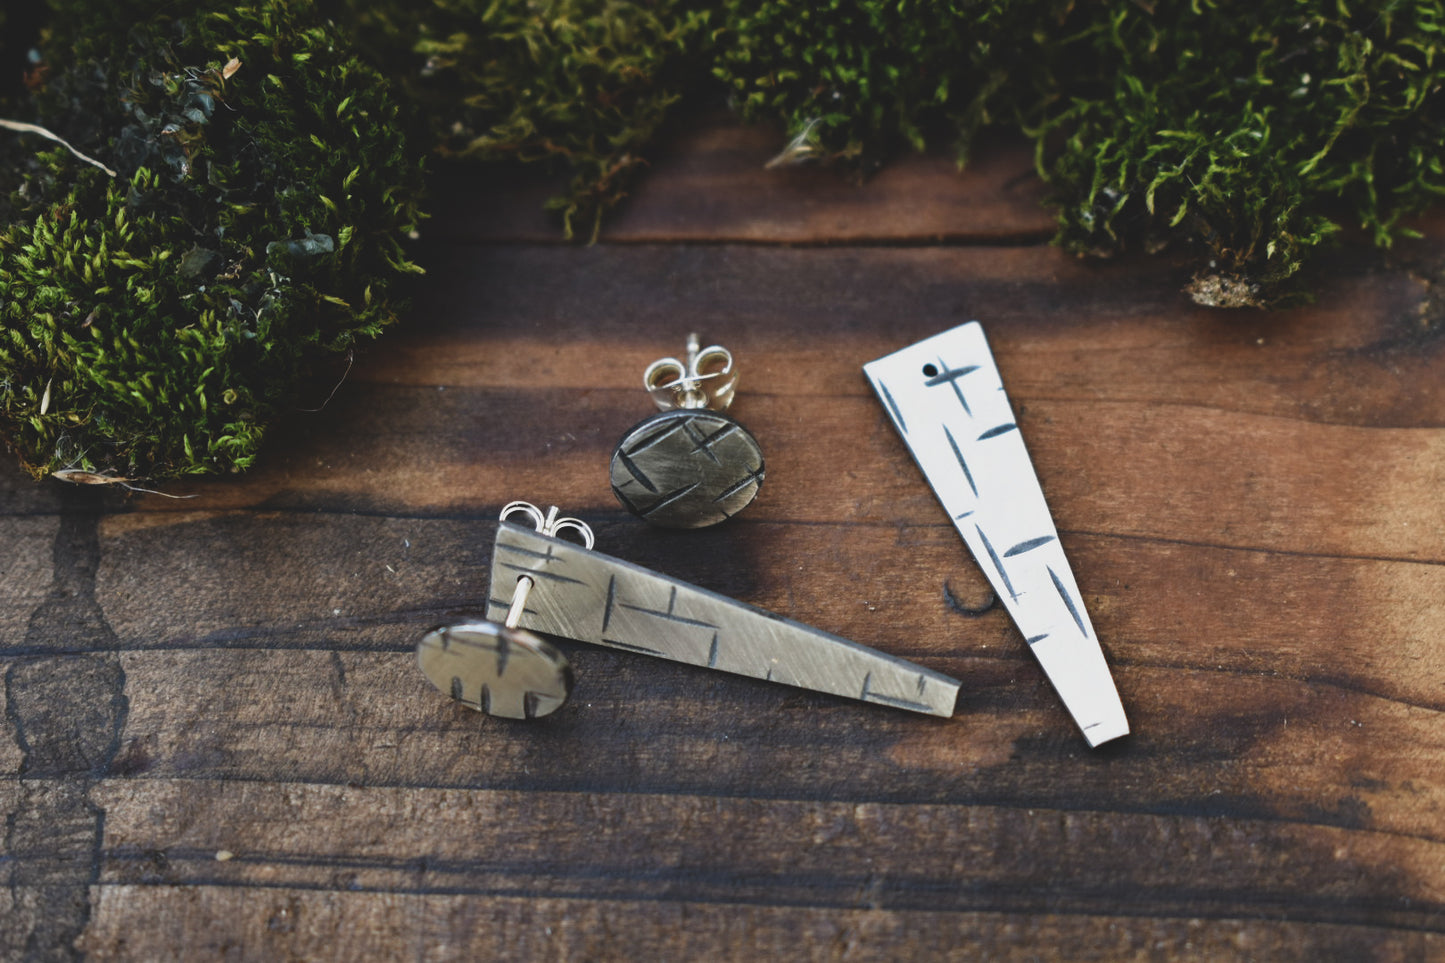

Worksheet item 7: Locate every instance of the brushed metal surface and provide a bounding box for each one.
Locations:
[864,321,1129,746]
[610,409,765,528]
[484,522,960,717]
[417,621,573,719]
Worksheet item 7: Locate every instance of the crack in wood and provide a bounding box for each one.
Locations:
[4,487,127,961]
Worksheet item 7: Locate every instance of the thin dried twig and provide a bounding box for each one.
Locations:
[297,348,355,412]
[52,469,198,498]
[0,118,117,177]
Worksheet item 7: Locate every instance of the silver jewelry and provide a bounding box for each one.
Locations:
[864,322,1129,746]
[418,501,960,719]
[416,502,588,719]
[609,334,764,528]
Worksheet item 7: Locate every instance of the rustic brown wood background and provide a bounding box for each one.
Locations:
[3,118,1443,961]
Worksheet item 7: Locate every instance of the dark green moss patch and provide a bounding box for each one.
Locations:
[332,0,712,239]
[0,2,422,480]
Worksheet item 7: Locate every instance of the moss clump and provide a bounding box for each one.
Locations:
[1034,2,1445,306]
[714,0,1063,170]
[713,0,1445,306]
[331,0,712,239]
[0,1,423,480]
[336,0,1445,303]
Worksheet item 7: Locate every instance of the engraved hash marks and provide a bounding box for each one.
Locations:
[610,410,765,528]
[485,523,960,717]
[864,322,1128,746]
[417,622,572,719]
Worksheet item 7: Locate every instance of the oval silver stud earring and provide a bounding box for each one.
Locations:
[609,334,765,528]
[416,502,593,719]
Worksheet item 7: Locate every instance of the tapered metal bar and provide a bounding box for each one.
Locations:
[864,322,1128,746]
[484,522,960,717]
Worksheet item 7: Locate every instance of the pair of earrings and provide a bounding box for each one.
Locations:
[417,323,1129,747]
[417,333,958,722]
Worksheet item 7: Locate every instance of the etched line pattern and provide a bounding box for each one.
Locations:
[640,483,703,519]
[1048,565,1089,637]
[977,422,1018,440]
[924,358,980,416]
[628,419,685,454]
[679,419,721,464]
[598,637,667,656]
[975,525,1020,601]
[601,575,619,633]
[610,410,765,527]
[859,672,937,712]
[943,425,978,497]
[485,594,530,619]
[878,382,908,433]
[1004,535,1056,557]
[494,629,511,676]
[713,465,764,505]
[616,447,660,493]
[496,539,590,587]
[418,624,570,719]
[497,560,587,586]
[865,324,1127,740]
[683,419,740,463]
[620,585,721,630]
[494,527,959,716]
[495,540,563,563]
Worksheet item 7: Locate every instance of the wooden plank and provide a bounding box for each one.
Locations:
[78,885,1443,963]
[92,381,1445,565]
[115,244,1443,527]
[0,778,16,872]
[428,120,1056,245]
[109,638,1445,841]
[91,510,1445,715]
[2,121,1443,960]
[85,780,1445,927]
[369,243,1442,418]
[0,518,65,649]
[0,678,20,775]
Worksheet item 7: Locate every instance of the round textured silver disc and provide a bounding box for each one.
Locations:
[610,409,765,528]
[417,622,572,719]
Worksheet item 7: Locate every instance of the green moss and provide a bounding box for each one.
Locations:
[331,0,712,239]
[712,0,1445,306]
[0,1,423,480]
[714,0,1063,169]
[1033,1,1445,306]
[5,1,1444,488]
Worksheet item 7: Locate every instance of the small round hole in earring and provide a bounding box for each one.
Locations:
[922,363,938,377]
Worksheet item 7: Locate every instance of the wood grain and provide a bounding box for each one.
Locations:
[77,887,1444,963]
[429,119,1056,245]
[3,116,1443,959]
[86,780,1443,924]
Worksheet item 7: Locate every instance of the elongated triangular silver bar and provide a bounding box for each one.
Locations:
[864,322,1128,745]
[484,521,960,717]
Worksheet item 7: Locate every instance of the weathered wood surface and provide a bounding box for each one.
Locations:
[3,118,1444,961]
